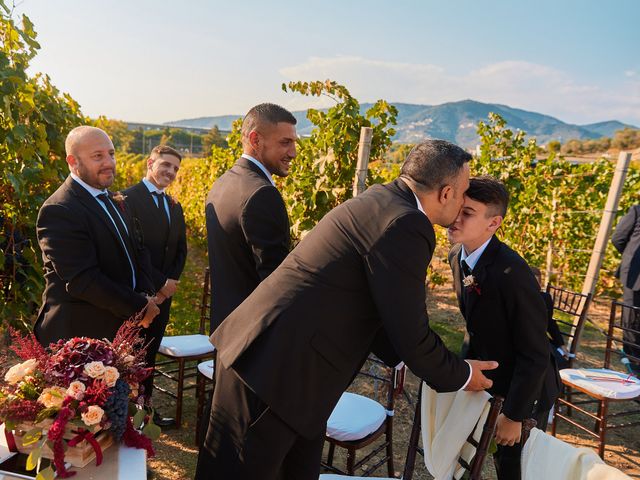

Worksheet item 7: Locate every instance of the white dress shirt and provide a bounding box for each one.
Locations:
[460,237,492,271]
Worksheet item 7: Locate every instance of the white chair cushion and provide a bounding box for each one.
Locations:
[197,360,215,379]
[560,368,640,399]
[326,392,386,442]
[158,334,215,357]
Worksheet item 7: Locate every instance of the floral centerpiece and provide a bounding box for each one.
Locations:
[0,321,159,479]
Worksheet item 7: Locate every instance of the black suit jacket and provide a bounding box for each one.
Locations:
[542,291,565,348]
[612,204,640,291]
[123,182,187,290]
[206,157,290,331]
[211,178,471,439]
[449,236,560,421]
[34,176,154,345]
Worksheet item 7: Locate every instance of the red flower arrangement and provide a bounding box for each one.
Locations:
[0,321,159,478]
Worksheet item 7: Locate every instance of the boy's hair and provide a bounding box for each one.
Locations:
[465,175,509,217]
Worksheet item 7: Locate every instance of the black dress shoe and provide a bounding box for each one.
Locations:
[152,413,176,427]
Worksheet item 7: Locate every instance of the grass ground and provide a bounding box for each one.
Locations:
[147,244,640,478]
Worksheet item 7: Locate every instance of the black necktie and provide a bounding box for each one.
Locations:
[152,191,170,223]
[461,259,472,277]
[97,193,136,286]
[460,259,471,314]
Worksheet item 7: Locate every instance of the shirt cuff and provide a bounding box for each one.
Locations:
[458,360,473,391]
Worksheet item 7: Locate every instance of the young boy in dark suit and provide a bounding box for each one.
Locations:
[447,175,560,480]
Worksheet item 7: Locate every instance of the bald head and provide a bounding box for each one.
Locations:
[65,126,111,156]
[65,126,116,189]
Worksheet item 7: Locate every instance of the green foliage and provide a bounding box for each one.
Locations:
[0,2,85,329]
[384,142,415,164]
[168,120,240,242]
[202,125,228,154]
[560,128,640,155]
[91,116,135,152]
[474,112,639,295]
[112,152,146,191]
[546,140,561,154]
[280,80,397,238]
[611,127,640,150]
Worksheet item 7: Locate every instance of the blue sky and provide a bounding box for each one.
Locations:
[15,0,640,125]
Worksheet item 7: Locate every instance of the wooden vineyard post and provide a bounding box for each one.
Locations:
[577,151,632,333]
[352,127,373,197]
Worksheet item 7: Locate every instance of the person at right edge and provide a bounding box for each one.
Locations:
[611,203,640,374]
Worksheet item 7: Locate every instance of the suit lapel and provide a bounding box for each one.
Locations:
[236,157,273,184]
[69,178,127,256]
[465,235,501,320]
[137,182,169,228]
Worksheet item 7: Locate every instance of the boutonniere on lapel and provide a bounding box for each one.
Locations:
[167,194,176,208]
[111,191,127,214]
[462,274,481,295]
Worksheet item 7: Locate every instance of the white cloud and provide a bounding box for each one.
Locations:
[279,56,640,125]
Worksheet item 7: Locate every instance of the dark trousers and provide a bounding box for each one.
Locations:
[195,363,324,480]
[622,288,640,370]
[141,298,171,401]
[494,408,550,480]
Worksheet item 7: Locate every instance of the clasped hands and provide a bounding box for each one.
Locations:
[139,279,180,328]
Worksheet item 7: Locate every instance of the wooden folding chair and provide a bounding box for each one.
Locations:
[195,352,216,446]
[546,284,593,368]
[322,356,405,477]
[552,300,640,458]
[321,386,511,480]
[153,267,215,427]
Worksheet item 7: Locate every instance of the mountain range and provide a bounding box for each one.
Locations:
[165,100,638,149]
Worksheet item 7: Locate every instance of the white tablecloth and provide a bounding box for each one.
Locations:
[0,424,146,480]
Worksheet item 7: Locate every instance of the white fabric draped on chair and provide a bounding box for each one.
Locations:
[522,427,631,479]
[420,383,491,480]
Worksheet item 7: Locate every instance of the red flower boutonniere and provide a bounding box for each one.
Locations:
[167,195,176,208]
[462,274,481,295]
[111,191,127,213]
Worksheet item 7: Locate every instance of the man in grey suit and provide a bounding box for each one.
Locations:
[612,204,640,373]
[196,140,498,480]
